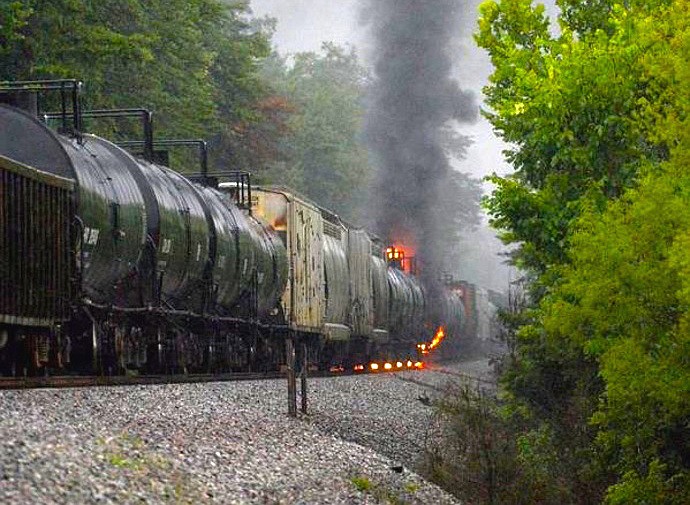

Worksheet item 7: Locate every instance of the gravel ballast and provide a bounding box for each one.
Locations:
[0,360,490,504]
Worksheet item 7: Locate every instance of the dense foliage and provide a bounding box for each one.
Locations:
[437,0,690,502]
[1,0,269,156]
[252,44,372,222]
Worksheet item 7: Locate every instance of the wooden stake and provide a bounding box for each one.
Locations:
[286,336,297,417]
[300,341,308,414]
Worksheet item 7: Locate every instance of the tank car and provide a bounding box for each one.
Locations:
[0,86,289,375]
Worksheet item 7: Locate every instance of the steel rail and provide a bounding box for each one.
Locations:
[0,371,287,390]
[0,367,430,391]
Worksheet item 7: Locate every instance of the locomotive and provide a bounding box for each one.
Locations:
[0,79,469,377]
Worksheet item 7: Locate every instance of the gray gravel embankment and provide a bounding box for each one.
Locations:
[0,362,492,504]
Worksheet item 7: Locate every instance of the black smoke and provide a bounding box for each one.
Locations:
[361,0,478,314]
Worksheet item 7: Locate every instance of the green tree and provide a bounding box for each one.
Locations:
[0,0,270,169]
[534,2,690,500]
[539,163,690,504]
[478,0,666,276]
[0,1,33,62]
[470,0,690,502]
[248,44,372,222]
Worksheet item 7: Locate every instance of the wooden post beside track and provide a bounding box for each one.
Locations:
[300,341,308,414]
[286,336,297,417]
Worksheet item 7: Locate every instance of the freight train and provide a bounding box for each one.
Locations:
[0,80,475,377]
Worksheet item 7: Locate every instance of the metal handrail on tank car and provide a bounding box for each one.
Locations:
[44,108,155,162]
[197,171,252,213]
[118,138,207,176]
[116,139,253,211]
[0,79,83,136]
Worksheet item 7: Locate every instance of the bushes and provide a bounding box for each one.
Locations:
[424,375,611,504]
[475,1,690,502]
[424,383,519,504]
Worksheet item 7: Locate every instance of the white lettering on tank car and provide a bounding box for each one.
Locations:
[161,238,172,254]
[196,243,202,261]
[218,255,226,269]
[257,272,265,285]
[242,258,248,276]
[83,228,100,246]
[141,210,147,242]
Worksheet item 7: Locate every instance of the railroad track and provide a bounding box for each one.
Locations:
[391,362,498,396]
[424,363,497,386]
[0,362,485,391]
[391,373,445,392]
[0,368,420,390]
[0,371,298,390]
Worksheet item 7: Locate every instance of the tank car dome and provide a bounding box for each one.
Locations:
[0,105,75,179]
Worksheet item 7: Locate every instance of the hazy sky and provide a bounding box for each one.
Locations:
[251,1,364,55]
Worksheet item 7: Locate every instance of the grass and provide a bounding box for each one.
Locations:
[96,432,201,503]
[101,433,151,472]
[404,482,420,494]
[350,474,421,504]
[107,453,140,470]
[351,475,374,492]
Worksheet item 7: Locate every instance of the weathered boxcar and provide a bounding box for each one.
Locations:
[251,187,324,335]
[0,154,74,328]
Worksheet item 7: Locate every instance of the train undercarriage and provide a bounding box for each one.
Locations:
[0,314,394,379]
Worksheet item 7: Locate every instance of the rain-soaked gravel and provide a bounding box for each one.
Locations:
[0,359,492,504]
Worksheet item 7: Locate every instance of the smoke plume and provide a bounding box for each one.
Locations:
[361,0,478,310]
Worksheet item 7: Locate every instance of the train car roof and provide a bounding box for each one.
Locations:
[221,182,385,248]
[0,153,75,190]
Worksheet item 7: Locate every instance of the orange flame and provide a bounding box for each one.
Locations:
[365,360,421,373]
[386,242,415,274]
[429,326,446,351]
[416,326,446,356]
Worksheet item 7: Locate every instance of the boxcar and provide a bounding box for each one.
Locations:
[0,154,74,328]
